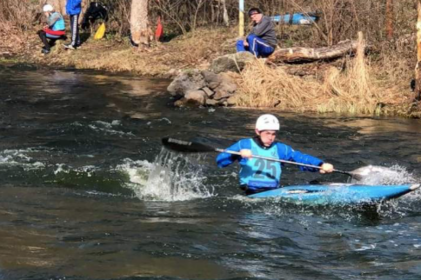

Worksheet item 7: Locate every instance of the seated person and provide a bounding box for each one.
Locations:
[236,7,277,58]
[37,4,66,55]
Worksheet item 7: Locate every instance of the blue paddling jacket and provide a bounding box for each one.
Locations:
[66,0,82,15]
[216,137,323,193]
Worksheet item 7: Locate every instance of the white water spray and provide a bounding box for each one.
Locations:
[351,165,418,185]
[118,149,215,201]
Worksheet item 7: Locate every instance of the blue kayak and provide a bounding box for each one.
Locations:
[271,13,319,25]
[248,184,420,205]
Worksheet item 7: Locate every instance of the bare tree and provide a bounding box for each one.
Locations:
[385,0,393,40]
[191,0,206,31]
[220,0,229,26]
[130,0,150,48]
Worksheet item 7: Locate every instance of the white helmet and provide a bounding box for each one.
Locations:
[43,4,54,12]
[255,114,280,131]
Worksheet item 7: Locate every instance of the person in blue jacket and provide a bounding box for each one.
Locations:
[37,4,66,55]
[216,114,334,195]
[236,8,277,58]
[64,0,82,49]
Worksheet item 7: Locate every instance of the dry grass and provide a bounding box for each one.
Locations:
[318,34,381,114]
[0,0,38,55]
[24,27,235,76]
[232,34,414,116]
[231,59,320,111]
[318,36,413,115]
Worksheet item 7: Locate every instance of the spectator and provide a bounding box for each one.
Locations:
[64,0,82,50]
[37,4,66,55]
[236,8,277,58]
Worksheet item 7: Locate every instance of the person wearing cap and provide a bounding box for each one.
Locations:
[216,114,334,195]
[63,0,82,50]
[37,4,66,55]
[236,8,277,58]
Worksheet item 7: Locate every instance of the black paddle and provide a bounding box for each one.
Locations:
[161,137,363,180]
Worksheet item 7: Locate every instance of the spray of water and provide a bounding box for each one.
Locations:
[351,165,418,185]
[118,149,215,201]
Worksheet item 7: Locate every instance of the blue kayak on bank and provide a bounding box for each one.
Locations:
[248,184,420,205]
[271,13,319,25]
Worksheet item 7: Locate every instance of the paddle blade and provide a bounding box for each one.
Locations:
[94,23,106,40]
[161,138,216,153]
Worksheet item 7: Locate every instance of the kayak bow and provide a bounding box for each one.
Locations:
[248,183,420,205]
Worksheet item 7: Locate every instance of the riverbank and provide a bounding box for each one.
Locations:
[3,27,234,77]
[1,26,419,117]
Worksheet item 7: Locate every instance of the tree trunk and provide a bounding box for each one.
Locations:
[221,0,229,27]
[267,40,363,63]
[385,0,394,40]
[130,0,150,48]
[415,0,421,101]
[211,1,216,23]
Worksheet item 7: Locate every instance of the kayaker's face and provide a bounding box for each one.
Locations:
[256,130,277,146]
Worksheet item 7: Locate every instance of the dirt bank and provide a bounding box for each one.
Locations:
[3,27,234,77]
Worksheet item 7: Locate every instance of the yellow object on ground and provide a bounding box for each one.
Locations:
[94,23,106,40]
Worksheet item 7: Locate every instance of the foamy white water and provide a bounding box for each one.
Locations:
[351,164,418,185]
[117,149,215,201]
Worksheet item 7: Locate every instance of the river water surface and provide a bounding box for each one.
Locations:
[1,64,421,280]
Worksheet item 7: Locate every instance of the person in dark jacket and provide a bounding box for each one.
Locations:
[37,4,66,55]
[236,8,277,58]
[64,0,82,49]
[216,114,334,195]
[81,2,108,30]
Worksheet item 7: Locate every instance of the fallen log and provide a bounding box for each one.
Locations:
[267,40,361,63]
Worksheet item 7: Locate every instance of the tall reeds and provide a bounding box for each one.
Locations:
[233,32,409,115]
[232,59,320,111]
[318,32,382,114]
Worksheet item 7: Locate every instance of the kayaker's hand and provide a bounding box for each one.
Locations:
[320,163,334,174]
[240,149,252,158]
[243,40,249,47]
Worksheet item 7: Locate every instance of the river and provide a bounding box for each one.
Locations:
[1,64,421,280]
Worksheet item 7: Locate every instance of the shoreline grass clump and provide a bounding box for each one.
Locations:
[232,33,414,116]
[318,34,381,115]
[318,34,413,115]
[232,59,321,111]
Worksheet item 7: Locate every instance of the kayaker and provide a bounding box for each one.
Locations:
[216,114,334,195]
[236,7,277,58]
[37,4,66,55]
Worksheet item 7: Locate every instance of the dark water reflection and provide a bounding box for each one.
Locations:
[1,65,421,280]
